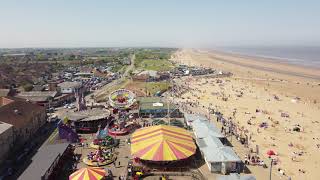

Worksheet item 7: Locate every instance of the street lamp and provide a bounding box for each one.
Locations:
[269,158,274,180]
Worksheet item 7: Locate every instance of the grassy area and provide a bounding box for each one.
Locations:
[145,81,170,95]
[133,48,176,72]
[111,64,127,73]
[95,78,130,102]
[138,59,174,71]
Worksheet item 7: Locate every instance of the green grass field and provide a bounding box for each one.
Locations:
[145,81,170,95]
[95,79,130,102]
[137,59,174,71]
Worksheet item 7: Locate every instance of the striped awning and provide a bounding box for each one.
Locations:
[69,167,106,180]
[131,125,196,161]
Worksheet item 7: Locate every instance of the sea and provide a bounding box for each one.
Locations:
[215,46,320,69]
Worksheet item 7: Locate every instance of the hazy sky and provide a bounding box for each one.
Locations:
[0,0,319,48]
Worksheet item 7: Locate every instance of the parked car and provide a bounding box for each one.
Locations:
[46,107,55,113]
[68,104,76,109]
[48,115,59,122]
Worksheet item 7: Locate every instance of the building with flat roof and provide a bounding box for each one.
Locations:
[0,122,14,163]
[0,96,46,147]
[191,117,243,174]
[137,97,182,118]
[218,174,256,180]
[192,119,225,139]
[18,143,71,180]
[66,108,111,132]
[17,91,58,107]
[58,81,82,94]
[0,88,15,97]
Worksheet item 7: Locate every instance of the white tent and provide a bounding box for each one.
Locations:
[184,113,208,126]
[192,119,224,138]
[201,146,241,163]
[218,173,256,180]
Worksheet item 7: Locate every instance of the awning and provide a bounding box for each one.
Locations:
[131,125,196,161]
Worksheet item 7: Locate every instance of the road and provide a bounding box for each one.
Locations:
[123,53,135,78]
[94,53,135,100]
[45,54,136,146]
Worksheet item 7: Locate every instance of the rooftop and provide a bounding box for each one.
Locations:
[0,97,45,128]
[197,135,224,149]
[18,91,57,97]
[0,121,13,134]
[0,89,10,97]
[201,146,241,162]
[184,113,208,122]
[17,91,57,102]
[18,143,70,180]
[32,85,45,91]
[67,109,110,122]
[218,174,256,180]
[192,119,224,138]
[58,81,82,88]
[137,97,177,110]
[138,70,158,77]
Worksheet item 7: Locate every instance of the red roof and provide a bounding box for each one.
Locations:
[0,97,45,128]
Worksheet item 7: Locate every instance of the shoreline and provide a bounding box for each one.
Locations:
[170,49,320,180]
[200,49,320,80]
[210,49,320,69]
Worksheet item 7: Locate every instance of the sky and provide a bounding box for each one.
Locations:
[0,0,320,48]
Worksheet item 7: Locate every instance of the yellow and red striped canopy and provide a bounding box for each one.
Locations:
[69,167,106,180]
[131,125,196,161]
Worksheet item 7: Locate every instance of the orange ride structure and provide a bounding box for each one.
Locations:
[131,125,196,161]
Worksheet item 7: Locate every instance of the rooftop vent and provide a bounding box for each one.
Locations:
[14,109,20,115]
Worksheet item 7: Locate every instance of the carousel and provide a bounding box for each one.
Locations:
[131,125,196,161]
[90,125,119,149]
[83,147,117,167]
[66,109,111,133]
[128,125,197,178]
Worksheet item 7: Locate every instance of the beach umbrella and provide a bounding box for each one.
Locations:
[266,150,275,156]
[69,167,106,180]
[131,125,196,161]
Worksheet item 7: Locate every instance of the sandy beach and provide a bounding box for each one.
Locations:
[170,49,320,180]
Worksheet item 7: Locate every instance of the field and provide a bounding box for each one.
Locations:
[95,79,130,102]
[125,81,170,96]
[134,48,176,72]
[145,81,170,95]
[137,59,174,71]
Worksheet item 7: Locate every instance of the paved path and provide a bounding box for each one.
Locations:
[94,53,135,100]
[74,134,131,179]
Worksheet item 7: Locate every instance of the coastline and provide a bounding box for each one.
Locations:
[170,49,320,180]
[210,47,320,69]
[202,49,320,80]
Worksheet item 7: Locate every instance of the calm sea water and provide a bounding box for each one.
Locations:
[216,46,320,68]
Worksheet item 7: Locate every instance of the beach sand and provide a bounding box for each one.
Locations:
[170,49,320,180]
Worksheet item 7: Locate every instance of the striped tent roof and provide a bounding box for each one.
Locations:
[69,167,106,180]
[131,125,196,161]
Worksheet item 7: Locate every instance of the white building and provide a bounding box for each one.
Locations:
[58,82,82,94]
[191,118,243,174]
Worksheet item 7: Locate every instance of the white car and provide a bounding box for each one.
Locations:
[68,104,76,109]
[48,115,59,122]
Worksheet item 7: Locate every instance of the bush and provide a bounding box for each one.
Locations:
[23,84,33,92]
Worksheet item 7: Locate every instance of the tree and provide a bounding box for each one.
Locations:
[22,84,33,92]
